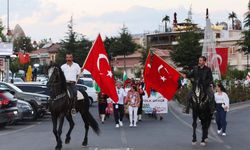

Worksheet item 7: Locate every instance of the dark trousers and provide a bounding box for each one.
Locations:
[66,83,77,108]
[113,104,124,124]
[216,104,227,133]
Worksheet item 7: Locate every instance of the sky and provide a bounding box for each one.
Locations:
[0,0,249,42]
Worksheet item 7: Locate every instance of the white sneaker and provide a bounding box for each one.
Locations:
[115,124,119,128]
[129,123,133,127]
[133,124,137,127]
[222,133,226,136]
[119,121,123,127]
[217,129,222,134]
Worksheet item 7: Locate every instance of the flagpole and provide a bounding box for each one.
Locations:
[153,52,181,75]
[82,34,100,70]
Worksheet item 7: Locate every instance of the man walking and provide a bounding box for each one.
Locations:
[61,52,81,115]
[114,81,126,128]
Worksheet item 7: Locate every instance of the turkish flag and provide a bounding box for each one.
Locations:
[144,53,180,100]
[83,34,118,102]
[18,52,30,64]
[215,48,228,75]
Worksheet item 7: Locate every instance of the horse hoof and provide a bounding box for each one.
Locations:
[55,146,62,150]
[200,142,206,146]
[192,142,197,145]
[65,137,71,144]
[81,144,88,148]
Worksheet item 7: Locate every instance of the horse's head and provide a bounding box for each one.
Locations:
[192,80,208,104]
[46,64,67,93]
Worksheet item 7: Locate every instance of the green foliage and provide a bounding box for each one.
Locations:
[228,11,237,29]
[104,25,137,57]
[225,68,248,80]
[13,36,34,52]
[56,18,92,66]
[0,23,6,42]
[162,15,170,32]
[228,85,250,103]
[170,31,202,68]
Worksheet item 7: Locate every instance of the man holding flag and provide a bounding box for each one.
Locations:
[61,52,81,115]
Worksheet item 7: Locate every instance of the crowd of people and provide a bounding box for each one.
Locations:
[97,79,145,128]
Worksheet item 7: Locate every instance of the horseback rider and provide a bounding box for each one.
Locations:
[61,52,81,115]
[184,56,215,113]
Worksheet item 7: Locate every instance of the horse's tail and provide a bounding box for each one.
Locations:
[87,111,100,135]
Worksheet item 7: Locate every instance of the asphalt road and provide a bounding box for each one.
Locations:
[0,101,249,150]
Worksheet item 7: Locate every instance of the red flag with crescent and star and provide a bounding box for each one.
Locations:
[144,53,180,100]
[215,48,228,76]
[18,52,30,64]
[83,34,118,102]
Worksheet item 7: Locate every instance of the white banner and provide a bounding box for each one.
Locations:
[142,94,168,114]
[0,42,13,56]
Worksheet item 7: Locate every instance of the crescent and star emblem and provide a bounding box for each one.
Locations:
[158,65,169,82]
[97,54,113,78]
[212,54,222,65]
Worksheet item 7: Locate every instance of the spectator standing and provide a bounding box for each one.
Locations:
[126,85,140,127]
[98,92,108,124]
[113,81,127,128]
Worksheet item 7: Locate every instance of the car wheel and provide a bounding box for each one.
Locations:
[30,104,38,121]
[88,97,93,106]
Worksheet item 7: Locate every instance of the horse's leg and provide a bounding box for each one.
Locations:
[80,111,89,147]
[200,116,207,146]
[65,113,75,144]
[55,114,65,150]
[52,116,59,148]
[192,111,198,145]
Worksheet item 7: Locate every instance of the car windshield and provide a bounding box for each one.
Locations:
[2,91,14,100]
[77,79,93,88]
[7,83,23,92]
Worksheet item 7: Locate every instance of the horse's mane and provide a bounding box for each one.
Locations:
[57,66,67,91]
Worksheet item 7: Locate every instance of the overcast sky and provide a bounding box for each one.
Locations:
[0,0,249,42]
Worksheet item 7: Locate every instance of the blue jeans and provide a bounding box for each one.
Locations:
[216,103,227,133]
[66,83,77,108]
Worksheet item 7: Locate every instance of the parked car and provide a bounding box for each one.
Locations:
[0,82,49,120]
[15,83,50,96]
[0,89,18,127]
[76,84,97,105]
[77,78,94,88]
[16,100,34,121]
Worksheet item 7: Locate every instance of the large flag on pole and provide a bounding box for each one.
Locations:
[144,53,180,100]
[18,52,30,64]
[215,48,228,76]
[83,34,118,102]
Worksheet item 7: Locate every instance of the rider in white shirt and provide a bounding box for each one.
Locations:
[61,53,81,115]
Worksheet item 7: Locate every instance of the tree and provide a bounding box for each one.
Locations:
[170,31,202,68]
[162,15,170,32]
[56,17,92,66]
[0,21,6,42]
[228,11,237,30]
[104,25,137,57]
[13,36,34,52]
[237,0,250,70]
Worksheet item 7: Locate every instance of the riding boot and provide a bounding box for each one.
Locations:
[71,98,76,115]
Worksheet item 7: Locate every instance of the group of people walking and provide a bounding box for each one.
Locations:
[60,52,230,136]
[97,80,144,128]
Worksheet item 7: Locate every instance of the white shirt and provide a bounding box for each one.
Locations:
[61,62,81,82]
[214,92,230,111]
[116,88,127,105]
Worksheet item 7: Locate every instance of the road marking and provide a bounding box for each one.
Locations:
[120,128,128,145]
[169,106,222,143]
[0,122,41,136]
